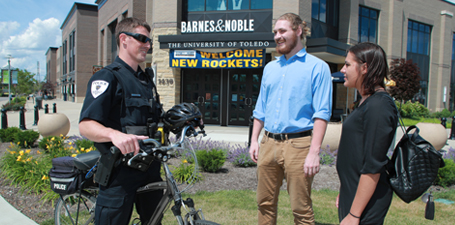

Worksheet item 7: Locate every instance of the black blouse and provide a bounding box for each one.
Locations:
[336,91,398,224]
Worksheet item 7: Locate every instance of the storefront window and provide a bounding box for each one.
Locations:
[188,0,205,11]
[207,0,227,11]
[251,0,272,9]
[187,0,272,12]
[227,0,248,10]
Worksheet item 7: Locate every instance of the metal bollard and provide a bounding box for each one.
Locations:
[441,117,447,128]
[53,103,57,113]
[44,104,49,114]
[451,116,455,140]
[19,107,26,130]
[33,105,39,126]
[1,109,7,129]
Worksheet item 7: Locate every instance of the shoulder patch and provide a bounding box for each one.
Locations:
[91,80,109,98]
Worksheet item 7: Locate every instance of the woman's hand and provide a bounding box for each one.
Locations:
[340,214,360,225]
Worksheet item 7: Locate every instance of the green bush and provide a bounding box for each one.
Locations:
[196,149,227,172]
[395,101,429,118]
[171,160,203,183]
[38,136,73,157]
[435,159,455,187]
[75,138,95,150]
[1,97,26,111]
[0,127,22,142]
[14,130,40,148]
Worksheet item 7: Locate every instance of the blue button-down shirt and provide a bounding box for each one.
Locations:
[253,48,332,133]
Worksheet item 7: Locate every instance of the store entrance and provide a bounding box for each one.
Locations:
[181,68,263,126]
[182,69,221,124]
[227,69,262,125]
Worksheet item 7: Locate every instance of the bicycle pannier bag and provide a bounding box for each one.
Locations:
[387,125,445,203]
[49,156,82,194]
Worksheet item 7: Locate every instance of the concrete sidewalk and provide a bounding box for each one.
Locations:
[0,97,454,224]
[0,98,251,145]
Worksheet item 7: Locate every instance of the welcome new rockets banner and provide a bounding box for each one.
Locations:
[170,49,265,69]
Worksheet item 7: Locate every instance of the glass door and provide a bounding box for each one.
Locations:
[228,69,262,126]
[182,69,221,124]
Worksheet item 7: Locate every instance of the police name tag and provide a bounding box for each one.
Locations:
[91,80,109,98]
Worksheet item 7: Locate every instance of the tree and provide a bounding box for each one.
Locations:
[42,81,56,97]
[12,69,37,96]
[387,58,421,103]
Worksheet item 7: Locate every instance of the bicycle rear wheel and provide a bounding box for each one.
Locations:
[54,191,97,225]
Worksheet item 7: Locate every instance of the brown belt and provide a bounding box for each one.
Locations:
[265,130,312,141]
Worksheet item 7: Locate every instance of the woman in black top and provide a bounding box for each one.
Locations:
[336,42,398,225]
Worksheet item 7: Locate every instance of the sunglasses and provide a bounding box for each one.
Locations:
[121,32,151,44]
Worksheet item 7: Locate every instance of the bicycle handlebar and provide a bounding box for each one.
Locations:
[113,124,206,167]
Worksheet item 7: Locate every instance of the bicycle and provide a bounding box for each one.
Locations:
[54,124,220,225]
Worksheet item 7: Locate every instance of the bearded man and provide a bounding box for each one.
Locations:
[249,13,333,225]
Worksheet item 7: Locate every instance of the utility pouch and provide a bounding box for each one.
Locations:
[94,146,121,186]
[125,126,148,136]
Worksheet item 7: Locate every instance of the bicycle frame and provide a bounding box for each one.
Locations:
[132,125,209,225]
[55,125,217,225]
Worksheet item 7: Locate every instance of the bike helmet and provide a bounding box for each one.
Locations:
[163,103,202,133]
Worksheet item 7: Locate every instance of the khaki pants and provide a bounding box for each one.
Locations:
[257,134,314,225]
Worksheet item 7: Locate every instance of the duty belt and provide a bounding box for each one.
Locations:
[265,130,312,141]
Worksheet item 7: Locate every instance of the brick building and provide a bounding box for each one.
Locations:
[44,47,58,96]
[48,0,455,126]
[54,3,98,103]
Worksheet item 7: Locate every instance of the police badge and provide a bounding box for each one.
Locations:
[91,80,109,98]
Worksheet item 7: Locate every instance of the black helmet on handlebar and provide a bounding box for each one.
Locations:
[163,103,202,133]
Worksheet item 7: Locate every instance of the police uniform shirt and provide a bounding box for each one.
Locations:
[79,56,151,133]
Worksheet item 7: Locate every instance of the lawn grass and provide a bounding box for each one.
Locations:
[40,188,455,224]
[157,189,454,225]
[402,117,451,128]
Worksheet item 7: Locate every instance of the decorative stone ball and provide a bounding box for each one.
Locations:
[415,122,448,151]
[38,113,70,137]
[321,123,342,152]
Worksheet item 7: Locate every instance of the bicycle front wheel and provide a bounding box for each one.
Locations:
[54,191,97,225]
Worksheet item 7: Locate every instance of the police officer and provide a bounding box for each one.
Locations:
[79,17,162,225]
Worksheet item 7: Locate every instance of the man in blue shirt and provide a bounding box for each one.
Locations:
[249,13,332,224]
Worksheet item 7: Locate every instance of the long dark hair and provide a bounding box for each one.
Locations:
[347,42,388,95]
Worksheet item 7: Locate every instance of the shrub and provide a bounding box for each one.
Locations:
[227,144,256,167]
[1,97,26,111]
[0,127,22,142]
[14,130,40,148]
[176,137,231,164]
[66,136,97,154]
[38,136,73,158]
[319,145,337,166]
[435,159,455,187]
[75,138,95,150]
[196,148,227,172]
[171,160,203,184]
[439,109,452,118]
[395,101,429,118]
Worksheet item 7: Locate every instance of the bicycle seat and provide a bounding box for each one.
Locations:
[74,151,101,171]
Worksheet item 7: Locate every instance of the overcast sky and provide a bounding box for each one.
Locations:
[0,0,95,81]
